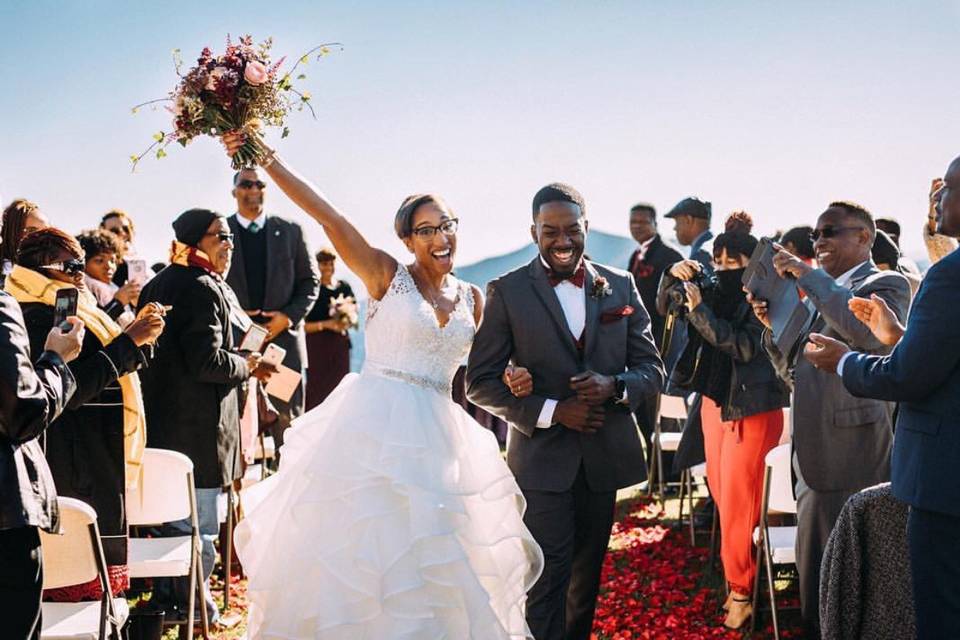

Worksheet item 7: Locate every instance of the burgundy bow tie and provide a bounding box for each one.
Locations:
[547,264,586,288]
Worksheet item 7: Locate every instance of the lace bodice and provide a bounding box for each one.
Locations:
[363,263,475,394]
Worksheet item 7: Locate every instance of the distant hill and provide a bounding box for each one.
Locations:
[455,229,645,289]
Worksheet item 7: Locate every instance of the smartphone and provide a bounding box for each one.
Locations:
[261,343,287,368]
[53,288,79,330]
[127,258,148,286]
[239,324,269,353]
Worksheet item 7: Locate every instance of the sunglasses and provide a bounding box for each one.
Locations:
[41,259,85,275]
[237,180,266,190]
[205,231,235,243]
[810,226,864,242]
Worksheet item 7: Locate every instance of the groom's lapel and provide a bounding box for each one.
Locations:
[583,261,601,358]
[528,259,580,361]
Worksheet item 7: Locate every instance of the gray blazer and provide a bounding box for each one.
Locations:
[466,258,664,493]
[764,262,911,492]
[226,214,319,372]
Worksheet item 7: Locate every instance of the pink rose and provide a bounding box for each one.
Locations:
[244,61,269,86]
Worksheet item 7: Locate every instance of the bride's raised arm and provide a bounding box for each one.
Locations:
[222,132,397,300]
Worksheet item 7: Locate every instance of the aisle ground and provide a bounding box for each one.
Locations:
[153,485,802,639]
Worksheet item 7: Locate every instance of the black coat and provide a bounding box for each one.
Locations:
[20,303,145,564]
[138,264,248,488]
[0,293,75,532]
[627,235,683,348]
[658,270,790,422]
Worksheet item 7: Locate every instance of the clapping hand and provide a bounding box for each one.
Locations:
[929,177,945,234]
[262,310,292,342]
[848,294,904,346]
[803,333,850,373]
[502,365,533,398]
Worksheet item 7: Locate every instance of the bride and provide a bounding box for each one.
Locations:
[223,133,544,640]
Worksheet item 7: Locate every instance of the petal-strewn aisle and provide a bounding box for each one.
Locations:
[592,493,802,639]
[178,493,802,639]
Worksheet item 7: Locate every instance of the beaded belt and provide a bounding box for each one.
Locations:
[363,362,451,395]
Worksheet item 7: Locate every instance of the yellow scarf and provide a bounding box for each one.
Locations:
[5,265,146,489]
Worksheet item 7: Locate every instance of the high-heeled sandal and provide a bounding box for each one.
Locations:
[723,596,753,630]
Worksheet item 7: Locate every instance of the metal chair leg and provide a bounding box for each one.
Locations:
[751,530,764,632]
[686,470,696,546]
[197,554,210,639]
[765,539,780,640]
[224,485,235,611]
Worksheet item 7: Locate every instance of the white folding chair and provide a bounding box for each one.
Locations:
[125,448,208,639]
[647,394,688,500]
[751,443,797,640]
[40,497,128,640]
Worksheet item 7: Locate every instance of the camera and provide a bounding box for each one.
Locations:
[666,269,719,316]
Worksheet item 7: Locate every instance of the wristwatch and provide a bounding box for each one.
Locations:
[613,375,627,403]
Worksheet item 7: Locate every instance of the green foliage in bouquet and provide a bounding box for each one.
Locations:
[131,35,340,171]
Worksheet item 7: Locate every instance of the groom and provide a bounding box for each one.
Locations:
[466,183,665,639]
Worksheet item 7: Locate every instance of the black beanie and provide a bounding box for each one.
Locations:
[172,208,221,247]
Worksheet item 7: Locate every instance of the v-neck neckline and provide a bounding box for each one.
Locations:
[407,264,460,330]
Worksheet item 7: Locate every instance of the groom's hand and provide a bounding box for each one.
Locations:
[569,371,616,405]
[554,397,605,435]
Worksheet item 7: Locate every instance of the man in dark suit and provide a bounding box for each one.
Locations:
[0,292,80,639]
[140,208,272,623]
[626,203,682,464]
[805,159,960,639]
[749,201,912,635]
[466,183,664,640]
[226,168,319,459]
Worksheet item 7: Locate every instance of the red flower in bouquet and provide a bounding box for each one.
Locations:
[131,35,341,171]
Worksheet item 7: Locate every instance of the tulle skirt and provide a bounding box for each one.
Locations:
[235,370,544,639]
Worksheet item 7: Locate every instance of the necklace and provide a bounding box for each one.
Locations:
[410,264,458,310]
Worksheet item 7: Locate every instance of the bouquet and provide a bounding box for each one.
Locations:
[131,35,339,170]
[329,294,359,330]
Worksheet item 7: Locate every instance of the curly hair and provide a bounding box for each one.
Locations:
[713,211,758,262]
[16,227,84,270]
[76,229,123,262]
[1,199,40,263]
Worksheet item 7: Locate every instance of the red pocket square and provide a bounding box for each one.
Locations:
[600,305,634,324]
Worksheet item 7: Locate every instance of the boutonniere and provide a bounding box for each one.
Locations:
[590,275,613,299]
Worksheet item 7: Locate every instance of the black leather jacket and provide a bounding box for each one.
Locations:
[658,270,789,422]
[0,292,76,532]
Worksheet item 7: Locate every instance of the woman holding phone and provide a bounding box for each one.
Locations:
[4,227,165,600]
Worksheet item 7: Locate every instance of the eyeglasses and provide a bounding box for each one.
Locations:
[40,259,85,275]
[810,226,864,242]
[237,180,266,190]
[411,218,459,239]
[205,231,235,243]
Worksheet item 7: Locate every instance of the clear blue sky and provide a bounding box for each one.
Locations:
[2,1,958,279]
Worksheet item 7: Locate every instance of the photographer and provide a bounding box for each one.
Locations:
[658,212,789,630]
[7,228,165,602]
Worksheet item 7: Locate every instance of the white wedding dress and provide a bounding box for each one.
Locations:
[235,263,544,639]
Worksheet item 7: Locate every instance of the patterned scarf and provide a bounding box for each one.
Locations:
[4,265,146,489]
[169,240,219,277]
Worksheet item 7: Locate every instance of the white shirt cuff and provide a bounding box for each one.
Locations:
[837,351,855,376]
[536,398,558,429]
[617,389,629,405]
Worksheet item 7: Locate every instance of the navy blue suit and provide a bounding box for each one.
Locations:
[841,248,960,639]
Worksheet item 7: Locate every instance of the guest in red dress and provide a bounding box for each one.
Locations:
[304,248,354,409]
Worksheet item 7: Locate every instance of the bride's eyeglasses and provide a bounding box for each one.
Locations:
[411,219,459,239]
[40,259,86,275]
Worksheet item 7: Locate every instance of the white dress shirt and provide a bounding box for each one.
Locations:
[534,259,627,429]
[235,211,268,230]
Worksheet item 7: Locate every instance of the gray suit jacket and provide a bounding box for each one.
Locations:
[226,214,319,372]
[466,258,664,493]
[764,262,911,492]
